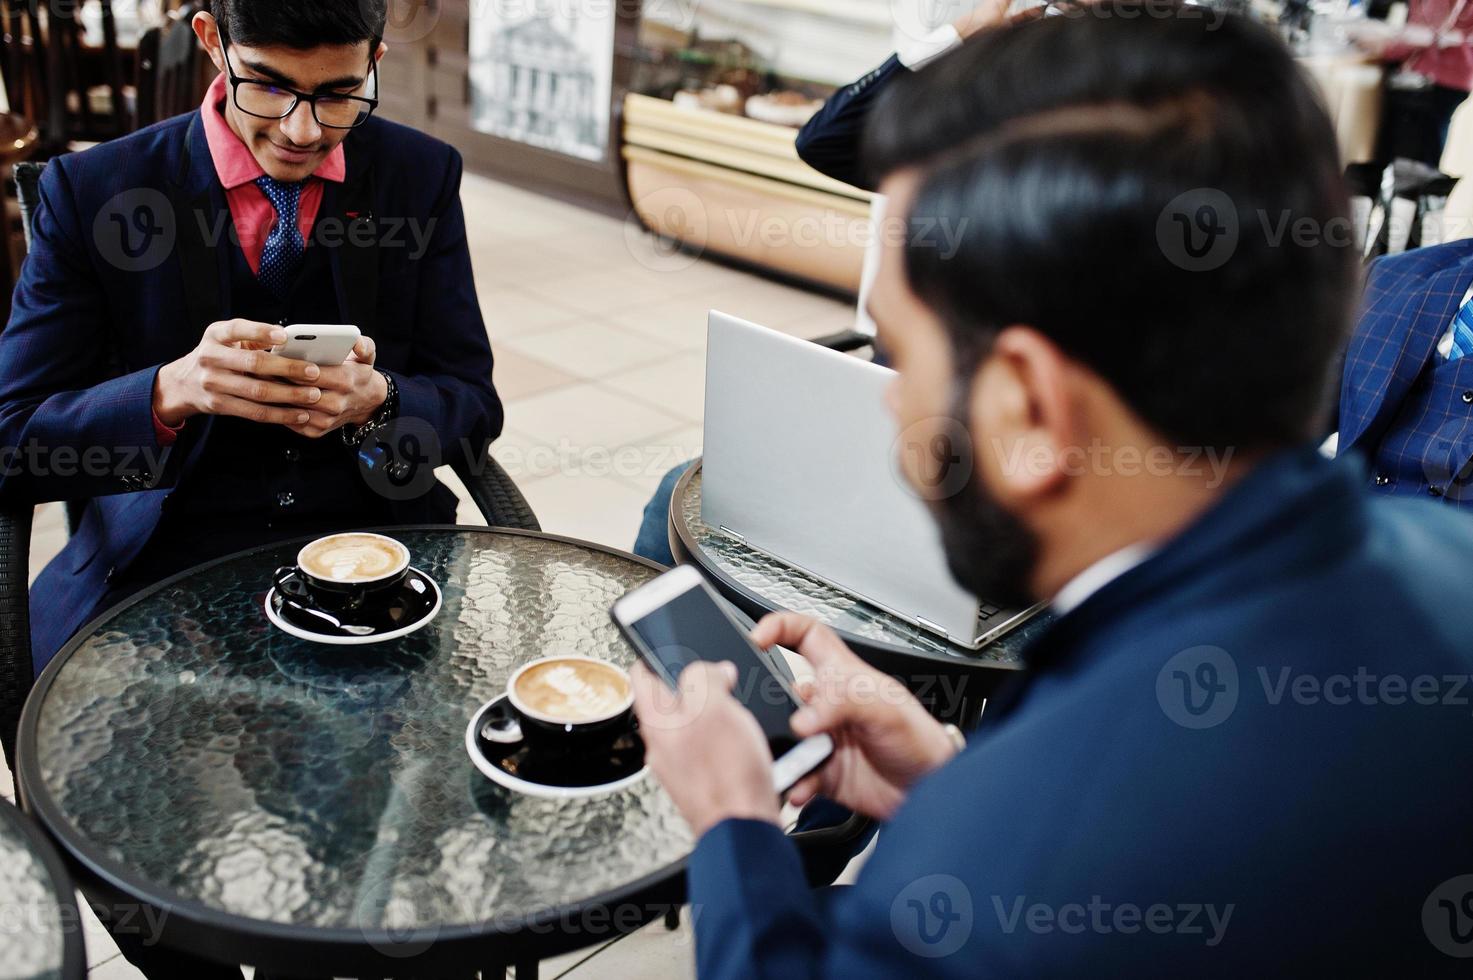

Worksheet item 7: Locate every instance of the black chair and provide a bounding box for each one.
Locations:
[0,161,541,774]
[136,3,204,130]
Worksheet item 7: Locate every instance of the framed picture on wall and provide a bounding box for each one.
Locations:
[468,3,616,163]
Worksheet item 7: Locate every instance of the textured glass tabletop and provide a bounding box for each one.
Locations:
[0,802,70,980]
[24,530,691,942]
[675,465,1048,666]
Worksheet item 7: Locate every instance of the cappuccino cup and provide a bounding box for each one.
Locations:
[480,656,635,753]
[274,532,411,618]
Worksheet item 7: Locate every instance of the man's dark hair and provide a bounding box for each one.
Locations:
[866,7,1356,451]
[210,0,386,49]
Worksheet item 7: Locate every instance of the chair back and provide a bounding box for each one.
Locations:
[13,159,43,254]
[136,3,203,129]
[0,504,32,773]
[0,0,46,126]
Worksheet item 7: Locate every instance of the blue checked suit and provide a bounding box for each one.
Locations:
[0,110,503,672]
[1340,239,1473,503]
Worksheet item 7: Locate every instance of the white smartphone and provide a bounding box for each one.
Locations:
[270,324,361,366]
[611,565,835,794]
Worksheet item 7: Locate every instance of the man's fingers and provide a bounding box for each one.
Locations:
[211,319,285,348]
[211,395,312,427]
[752,613,856,671]
[678,660,738,699]
[795,677,817,704]
[206,373,321,407]
[216,347,321,383]
[350,335,377,365]
[786,773,822,808]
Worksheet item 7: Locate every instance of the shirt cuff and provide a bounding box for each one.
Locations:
[898,24,963,71]
[152,410,184,447]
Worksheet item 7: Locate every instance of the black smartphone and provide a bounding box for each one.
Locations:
[611,565,833,793]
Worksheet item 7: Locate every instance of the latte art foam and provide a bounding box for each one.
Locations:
[300,534,408,584]
[514,659,632,723]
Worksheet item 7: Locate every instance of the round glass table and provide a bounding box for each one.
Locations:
[0,799,85,980]
[17,528,693,977]
[669,462,1054,724]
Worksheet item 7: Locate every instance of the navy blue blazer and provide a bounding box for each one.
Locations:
[795,55,906,192]
[0,111,502,670]
[688,449,1473,974]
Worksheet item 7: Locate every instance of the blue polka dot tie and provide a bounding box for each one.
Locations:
[256,176,305,297]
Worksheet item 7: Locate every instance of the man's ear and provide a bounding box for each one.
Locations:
[192,11,225,74]
[970,326,1076,504]
[375,40,389,64]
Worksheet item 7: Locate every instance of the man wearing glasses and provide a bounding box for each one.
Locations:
[0,0,502,702]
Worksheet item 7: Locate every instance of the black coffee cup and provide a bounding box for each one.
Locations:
[274,531,411,619]
[479,656,636,754]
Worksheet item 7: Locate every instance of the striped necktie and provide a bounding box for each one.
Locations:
[1449,295,1473,362]
[255,176,305,297]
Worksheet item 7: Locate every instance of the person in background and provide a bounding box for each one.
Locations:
[629,0,1043,566]
[795,0,1012,190]
[632,9,1473,975]
[1353,0,1473,166]
[1338,234,1473,504]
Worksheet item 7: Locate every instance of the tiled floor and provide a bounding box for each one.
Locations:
[5,170,857,978]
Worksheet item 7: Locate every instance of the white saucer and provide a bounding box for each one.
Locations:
[263,568,442,646]
[464,699,648,801]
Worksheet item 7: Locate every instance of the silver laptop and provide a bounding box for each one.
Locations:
[701,311,1043,649]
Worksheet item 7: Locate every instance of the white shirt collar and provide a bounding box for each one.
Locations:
[1050,543,1156,617]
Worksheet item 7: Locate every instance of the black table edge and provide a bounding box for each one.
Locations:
[17,525,691,972]
[0,799,87,980]
[667,460,1026,678]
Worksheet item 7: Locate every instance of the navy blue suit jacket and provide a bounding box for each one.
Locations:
[795,55,905,192]
[0,111,502,671]
[1340,239,1473,470]
[688,449,1473,974]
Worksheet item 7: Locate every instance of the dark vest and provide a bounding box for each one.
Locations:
[1368,352,1473,505]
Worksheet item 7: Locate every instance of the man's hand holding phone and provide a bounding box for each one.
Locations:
[754,613,960,823]
[284,335,387,439]
[153,320,387,437]
[631,661,783,839]
[153,319,323,428]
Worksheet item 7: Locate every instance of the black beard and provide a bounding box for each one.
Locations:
[930,388,1041,611]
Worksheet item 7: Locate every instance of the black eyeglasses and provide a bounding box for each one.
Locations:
[222,44,380,130]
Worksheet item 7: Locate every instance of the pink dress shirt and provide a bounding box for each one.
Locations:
[153,74,348,445]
